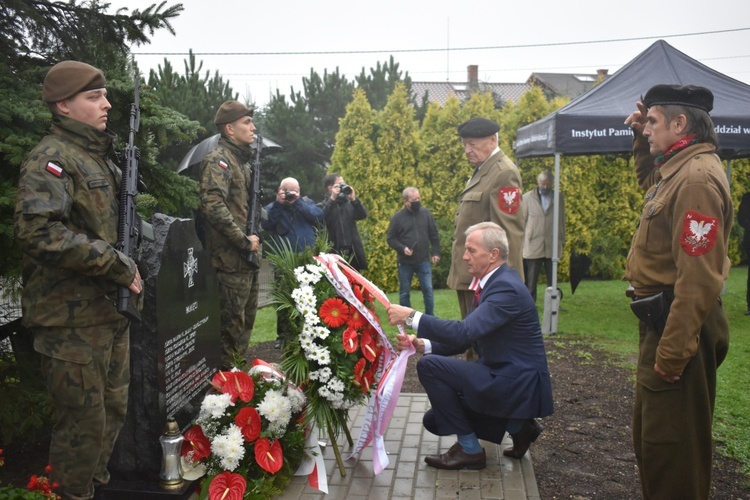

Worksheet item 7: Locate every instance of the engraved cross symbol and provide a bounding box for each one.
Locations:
[183,247,198,288]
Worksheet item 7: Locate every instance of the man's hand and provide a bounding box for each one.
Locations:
[431,255,440,265]
[396,333,424,354]
[127,264,143,295]
[387,304,414,325]
[654,362,681,383]
[624,101,648,135]
[246,234,260,252]
[404,247,413,256]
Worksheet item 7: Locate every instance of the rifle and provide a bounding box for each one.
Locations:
[116,75,155,322]
[246,135,263,269]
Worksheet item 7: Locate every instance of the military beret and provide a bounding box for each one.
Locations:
[643,84,713,113]
[42,61,106,103]
[214,101,254,125]
[457,117,500,138]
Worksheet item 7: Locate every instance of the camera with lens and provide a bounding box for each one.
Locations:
[338,183,353,197]
[283,190,297,202]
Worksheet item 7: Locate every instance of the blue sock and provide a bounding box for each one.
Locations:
[457,433,483,454]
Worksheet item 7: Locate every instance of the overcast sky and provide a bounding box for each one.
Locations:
[113,0,750,108]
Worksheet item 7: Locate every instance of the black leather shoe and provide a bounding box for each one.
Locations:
[503,419,543,459]
[425,442,486,470]
[745,310,750,316]
[274,338,282,349]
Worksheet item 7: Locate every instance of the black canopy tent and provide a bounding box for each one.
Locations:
[514,39,750,333]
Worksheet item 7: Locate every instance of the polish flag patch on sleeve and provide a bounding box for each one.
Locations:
[45,161,63,177]
[218,160,228,169]
[680,210,719,256]
[498,186,521,214]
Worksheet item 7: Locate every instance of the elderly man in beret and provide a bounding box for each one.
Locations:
[199,101,261,369]
[448,117,525,319]
[625,84,732,499]
[14,61,143,499]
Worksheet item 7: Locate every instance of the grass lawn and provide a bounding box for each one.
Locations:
[251,266,750,477]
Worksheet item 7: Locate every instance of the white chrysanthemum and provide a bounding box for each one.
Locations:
[327,377,345,393]
[198,393,233,421]
[211,424,245,471]
[287,387,306,413]
[313,346,331,365]
[312,325,330,340]
[258,389,293,428]
[319,366,332,382]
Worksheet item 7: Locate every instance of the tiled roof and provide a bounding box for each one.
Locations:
[527,72,603,99]
[411,81,530,106]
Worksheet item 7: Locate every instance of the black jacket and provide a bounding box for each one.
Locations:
[320,196,368,270]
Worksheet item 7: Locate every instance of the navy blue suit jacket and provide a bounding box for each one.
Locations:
[419,264,553,419]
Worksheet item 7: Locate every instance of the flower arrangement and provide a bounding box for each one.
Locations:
[267,237,387,437]
[181,362,307,499]
[0,450,60,500]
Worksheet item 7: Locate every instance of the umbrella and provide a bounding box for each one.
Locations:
[177,134,282,180]
[569,252,592,295]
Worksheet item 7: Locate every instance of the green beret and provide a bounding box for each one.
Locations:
[214,101,254,126]
[643,84,713,113]
[42,61,106,103]
[457,117,500,138]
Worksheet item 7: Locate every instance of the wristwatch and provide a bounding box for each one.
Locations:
[405,310,416,329]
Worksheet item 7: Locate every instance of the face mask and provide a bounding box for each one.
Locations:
[539,188,551,196]
[409,201,421,212]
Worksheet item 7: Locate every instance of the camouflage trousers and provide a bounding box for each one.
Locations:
[33,320,130,500]
[217,270,259,369]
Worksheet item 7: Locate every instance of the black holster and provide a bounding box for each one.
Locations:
[629,292,674,333]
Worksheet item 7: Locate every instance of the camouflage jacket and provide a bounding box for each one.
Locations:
[199,136,255,273]
[14,115,136,328]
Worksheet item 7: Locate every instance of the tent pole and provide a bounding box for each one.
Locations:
[542,153,561,335]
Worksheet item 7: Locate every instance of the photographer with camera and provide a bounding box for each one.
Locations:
[321,173,368,271]
[262,177,324,348]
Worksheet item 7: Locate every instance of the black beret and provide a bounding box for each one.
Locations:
[643,84,713,113]
[42,61,106,103]
[457,117,500,138]
[214,101,254,125]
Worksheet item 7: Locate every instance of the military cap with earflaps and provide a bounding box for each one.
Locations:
[457,117,500,138]
[214,101,254,126]
[42,61,106,103]
[643,84,714,113]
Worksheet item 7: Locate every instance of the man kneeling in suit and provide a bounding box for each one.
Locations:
[388,221,553,469]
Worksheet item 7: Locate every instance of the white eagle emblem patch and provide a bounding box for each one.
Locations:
[681,211,719,256]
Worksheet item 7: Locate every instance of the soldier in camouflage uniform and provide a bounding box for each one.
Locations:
[14,61,142,500]
[199,101,260,369]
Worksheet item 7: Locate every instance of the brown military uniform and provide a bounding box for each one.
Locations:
[199,136,259,368]
[14,114,135,499]
[447,149,525,317]
[625,135,732,499]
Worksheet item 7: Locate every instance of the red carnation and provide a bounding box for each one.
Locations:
[208,471,246,500]
[319,298,350,328]
[255,438,284,474]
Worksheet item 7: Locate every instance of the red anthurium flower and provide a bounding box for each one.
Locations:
[235,407,262,442]
[181,425,211,461]
[342,326,359,354]
[255,437,284,474]
[211,370,234,393]
[352,358,366,387]
[353,284,364,303]
[362,365,376,394]
[319,298,350,328]
[360,329,379,362]
[347,308,368,330]
[225,371,254,403]
[208,471,246,500]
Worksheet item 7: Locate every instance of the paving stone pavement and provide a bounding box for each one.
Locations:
[275,393,540,500]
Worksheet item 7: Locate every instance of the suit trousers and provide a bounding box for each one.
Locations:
[523,258,553,302]
[418,355,507,440]
[632,299,729,500]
